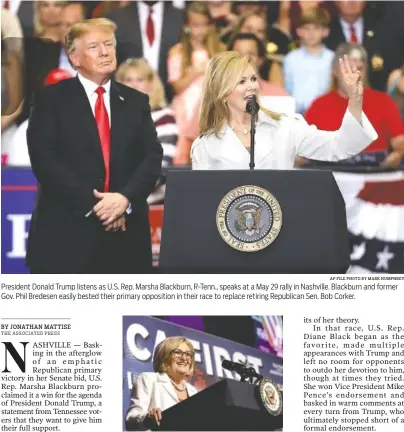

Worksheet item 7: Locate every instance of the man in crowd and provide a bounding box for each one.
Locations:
[324,0,401,90]
[107,1,184,101]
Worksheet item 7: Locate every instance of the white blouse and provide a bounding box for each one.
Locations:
[191,109,378,170]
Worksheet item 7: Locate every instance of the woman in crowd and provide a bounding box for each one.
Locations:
[34,0,65,41]
[227,11,290,87]
[168,2,223,150]
[191,51,378,170]
[125,336,197,431]
[116,58,178,204]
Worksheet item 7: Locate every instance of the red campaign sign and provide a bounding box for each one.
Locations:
[149,205,164,267]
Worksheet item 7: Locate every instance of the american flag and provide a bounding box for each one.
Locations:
[254,316,283,357]
[334,171,404,273]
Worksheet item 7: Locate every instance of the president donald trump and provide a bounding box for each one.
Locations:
[26,18,163,274]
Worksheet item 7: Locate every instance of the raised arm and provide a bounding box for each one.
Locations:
[294,55,378,161]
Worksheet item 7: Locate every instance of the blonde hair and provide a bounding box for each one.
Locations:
[115,58,167,109]
[199,51,281,137]
[153,337,195,376]
[180,2,224,76]
[34,0,66,38]
[66,18,117,54]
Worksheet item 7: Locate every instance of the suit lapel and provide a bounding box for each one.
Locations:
[185,382,197,397]
[70,77,104,168]
[109,81,127,175]
[157,373,179,403]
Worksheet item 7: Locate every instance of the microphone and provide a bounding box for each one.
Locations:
[246,95,259,114]
[222,360,263,382]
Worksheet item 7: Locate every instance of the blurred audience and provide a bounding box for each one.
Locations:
[107,1,184,102]
[116,58,178,204]
[91,1,131,18]
[305,44,404,169]
[8,68,73,167]
[324,0,399,91]
[34,0,65,41]
[1,8,24,164]
[2,0,35,37]
[20,1,85,125]
[278,0,336,40]
[1,0,404,173]
[232,1,266,17]
[205,1,237,38]
[283,8,333,114]
[228,11,290,87]
[168,2,224,142]
[388,66,404,121]
[58,1,86,75]
[228,33,288,97]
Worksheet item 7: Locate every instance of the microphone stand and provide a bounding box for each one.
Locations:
[248,103,257,170]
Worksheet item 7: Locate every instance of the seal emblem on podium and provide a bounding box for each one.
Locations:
[257,377,283,416]
[216,185,282,252]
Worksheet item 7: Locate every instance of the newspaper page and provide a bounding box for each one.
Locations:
[2,0,404,431]
[1,275,404,432]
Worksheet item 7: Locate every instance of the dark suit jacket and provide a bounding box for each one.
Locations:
[107,2,184,101]
[26,77,163,273]
[324,15,398,91]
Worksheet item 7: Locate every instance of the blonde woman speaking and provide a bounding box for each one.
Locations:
[191,51,378,170]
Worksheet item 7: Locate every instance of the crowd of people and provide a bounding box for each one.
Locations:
[2,1,404,180]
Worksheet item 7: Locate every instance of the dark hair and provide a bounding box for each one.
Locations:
[62,1,87,18]
[227,32,266,58]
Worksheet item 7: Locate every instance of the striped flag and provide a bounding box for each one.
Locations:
[334,171,404,273]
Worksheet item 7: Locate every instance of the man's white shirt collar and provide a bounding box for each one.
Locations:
[340,17,364,44]
[77,73,111,98]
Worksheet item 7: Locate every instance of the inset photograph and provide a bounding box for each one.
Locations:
[123,316,283,431]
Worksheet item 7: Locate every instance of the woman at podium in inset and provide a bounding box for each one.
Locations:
[125,337,197,431]
[191,51,378,170]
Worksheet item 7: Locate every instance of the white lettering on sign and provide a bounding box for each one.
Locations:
[126,323,263,380]
[6,214,31,258]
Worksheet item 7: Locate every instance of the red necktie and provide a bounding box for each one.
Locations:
[349,25,358,43]
[146,7,155,46]
[95,87,110,192]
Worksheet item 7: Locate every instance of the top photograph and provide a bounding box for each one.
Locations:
[1,1,403,274]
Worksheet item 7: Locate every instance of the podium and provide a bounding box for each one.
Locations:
[159,169,350,273]
[158,379,283,431]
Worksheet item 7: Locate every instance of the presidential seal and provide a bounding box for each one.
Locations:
[256,377,283,416]
[216,185,282,252]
